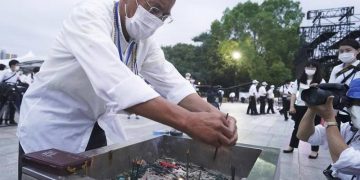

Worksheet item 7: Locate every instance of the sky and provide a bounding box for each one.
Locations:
[0,0,359,57]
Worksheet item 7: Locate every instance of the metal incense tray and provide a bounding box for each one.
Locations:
[22,135,280,180]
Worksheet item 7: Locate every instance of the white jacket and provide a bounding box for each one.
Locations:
[17,0,195,153]
[308,123,360,179]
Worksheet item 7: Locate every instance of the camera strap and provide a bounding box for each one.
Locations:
[2,73,16,83]
[340,64,360,84]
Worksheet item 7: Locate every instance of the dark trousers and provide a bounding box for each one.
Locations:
[259,96,266,114]
[247,96,258,115]
[282,97,290,120]
[267,98,275,114]
[8,102,16,123]
[288,105,320,151]
[18,122,107,180]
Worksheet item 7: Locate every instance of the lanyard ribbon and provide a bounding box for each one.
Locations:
[114,2,138,74]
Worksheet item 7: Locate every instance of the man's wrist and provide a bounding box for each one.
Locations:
[324,117,336,123]
[324,121,338,129]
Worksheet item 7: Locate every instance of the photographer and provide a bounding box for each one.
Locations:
[329,39,360,125]
[297,78,360,179]
[0,60,20,125]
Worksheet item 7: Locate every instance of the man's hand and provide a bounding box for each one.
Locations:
[308,96,336,121]
[184,112,238,147]
[289,106,296,114]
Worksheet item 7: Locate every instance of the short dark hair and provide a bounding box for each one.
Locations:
[0,64,6,70]
[339,39,360,50]
[9,59,19,67]
[33,67,40,73]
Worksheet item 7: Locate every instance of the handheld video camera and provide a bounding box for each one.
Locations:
[301,83,349,110]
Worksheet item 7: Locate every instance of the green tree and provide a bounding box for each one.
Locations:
[163,0,304,87]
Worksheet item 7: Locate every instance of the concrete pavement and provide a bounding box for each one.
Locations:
[0,102,331,180]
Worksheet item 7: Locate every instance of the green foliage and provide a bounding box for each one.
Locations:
[163,0,304,87]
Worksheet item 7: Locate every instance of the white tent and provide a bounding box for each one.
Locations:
[0,51,45,67]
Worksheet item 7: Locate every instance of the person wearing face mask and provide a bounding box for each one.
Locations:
[17,0,238,178]
[258,81,268,114]
[0,59,21,126]
[297,78,360,180]
[279,80,292,120]
[283,61,325,159]
[1,59,20,84]
[267,85,275,114]
[329,39,360,127]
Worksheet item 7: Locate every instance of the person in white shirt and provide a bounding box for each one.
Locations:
[218,89,224,106]
[297,78,360,180]
[328,39,360,127]
[259,81,267,114]
[0,63,7,125]
[279,80,291,120]
[17,1,238,177]
[247,80,259,115]
[0,64,6,81]
[229,91,236,103]
[283,61,325,159]
[0,60,20,126]
[1,60,20,84]
[267,85,275,114]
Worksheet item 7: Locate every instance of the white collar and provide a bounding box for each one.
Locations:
[342,60,360,67]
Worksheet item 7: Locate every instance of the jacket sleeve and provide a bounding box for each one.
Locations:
[331,146,360,175]
[140,40,196,104]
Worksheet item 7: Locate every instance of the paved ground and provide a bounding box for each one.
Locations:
[0,103,331,180]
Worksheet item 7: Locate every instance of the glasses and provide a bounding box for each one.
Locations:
[141,0,174,23]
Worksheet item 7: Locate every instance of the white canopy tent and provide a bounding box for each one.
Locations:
[0,51,45,68]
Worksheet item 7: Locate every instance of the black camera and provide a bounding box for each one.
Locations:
[301,83,349,110]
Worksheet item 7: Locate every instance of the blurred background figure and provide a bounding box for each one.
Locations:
[284,61,325,159]
[279,80,291,121]
[259,81,268,114]
[229,91,236,103]
[247,80,259,115]
[267,85,275,114]
[207,86,220,109]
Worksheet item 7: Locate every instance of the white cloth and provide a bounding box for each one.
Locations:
[249,84,257,97]
[308,123,360,179]
[258,86,266,97]
[17,0,195,154]
[0,70,6,81]
[279,84,291,98]
[229,92,235,98]
[290,79,326,106]
[1,69,18,84]
[329,60,360,85]
[267,88,274,99]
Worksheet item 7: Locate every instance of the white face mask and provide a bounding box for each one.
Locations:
[305,69,316,76]
[349,106,360,129]
[15,66,20,71]
[125,1,164,41]
[339,52,356,64]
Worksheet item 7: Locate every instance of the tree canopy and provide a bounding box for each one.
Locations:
[162,0,304,87]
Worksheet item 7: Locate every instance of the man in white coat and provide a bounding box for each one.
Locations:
[17,0,238,177]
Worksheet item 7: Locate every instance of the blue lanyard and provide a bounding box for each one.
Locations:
[114,2,136,66]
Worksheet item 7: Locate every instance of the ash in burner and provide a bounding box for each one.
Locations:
[116,157,230,180]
